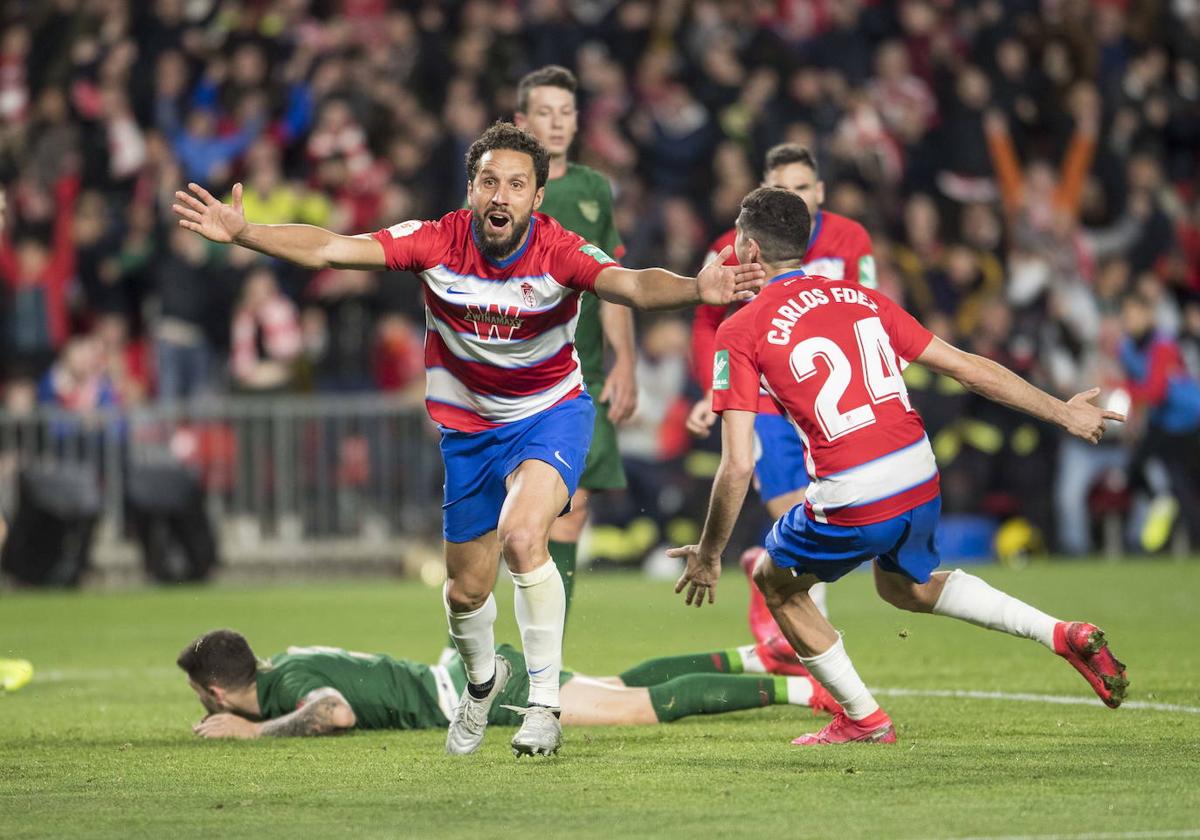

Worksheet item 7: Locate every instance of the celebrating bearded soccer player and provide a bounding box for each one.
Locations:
[172,122,764,757]
[688,145,874,622]
[178,629,841,739]
[670,187,1128,745]
[436,67,634,670]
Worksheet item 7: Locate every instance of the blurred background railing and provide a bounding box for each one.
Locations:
[0,395,443,585]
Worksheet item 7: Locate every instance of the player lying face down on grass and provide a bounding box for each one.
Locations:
[172,122,764,757]
[669,186,1130,746]
[176,630,842,738]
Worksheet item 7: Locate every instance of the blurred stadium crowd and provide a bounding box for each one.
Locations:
[0,0,1198,559]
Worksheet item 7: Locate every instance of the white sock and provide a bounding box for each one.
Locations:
[932,569,1058,650]
[733,644,768,674]
[443,585,497,686]
[511,560,565,707]
[809,581,829,618]
[799,636,879,720]
[784,676,814,707]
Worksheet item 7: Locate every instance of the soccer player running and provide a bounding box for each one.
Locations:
[172,122,763,757]
[433,66,635,670]
[670,187,1129,745]
[178,629,840,739]
[688,145,874,624]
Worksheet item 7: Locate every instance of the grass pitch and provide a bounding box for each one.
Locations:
[1,561,1198,839]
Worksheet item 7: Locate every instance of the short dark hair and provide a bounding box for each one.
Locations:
[177,629,257,690]
[736,186,812,264]
[516,65,577,113]
[465,121,550,190]
[764,143,819,178]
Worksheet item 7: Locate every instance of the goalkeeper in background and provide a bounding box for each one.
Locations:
[439,65,635,664]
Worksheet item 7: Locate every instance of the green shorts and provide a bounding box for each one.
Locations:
[488,645,574,726]
[580,380,627,491]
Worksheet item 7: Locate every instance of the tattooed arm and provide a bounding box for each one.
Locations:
[260,688,356,736]
[192,688,357,739]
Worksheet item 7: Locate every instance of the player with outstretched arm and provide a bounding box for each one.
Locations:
[173,122,763,757]
[670,187,1128,745]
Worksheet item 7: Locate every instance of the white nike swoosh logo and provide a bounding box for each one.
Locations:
[553,451,571,470]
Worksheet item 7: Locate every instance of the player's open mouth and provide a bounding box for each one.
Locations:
[486,213,510,234]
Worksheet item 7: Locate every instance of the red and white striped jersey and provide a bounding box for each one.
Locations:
[711,272,938,526]
[372,209,616,432]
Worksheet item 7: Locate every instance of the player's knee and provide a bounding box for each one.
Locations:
[752,554,787,606]
[445,577,491,613]
[498,524,542,566]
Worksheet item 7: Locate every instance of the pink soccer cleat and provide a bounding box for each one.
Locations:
[1053,622,1128,709]
[791,708,896,746]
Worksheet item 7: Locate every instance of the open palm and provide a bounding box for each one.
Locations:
[696,245,764,306]
[173,182,248,244]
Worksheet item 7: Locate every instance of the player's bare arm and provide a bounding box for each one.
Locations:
[668,408,758,607]
[915,337,1125,443]
[598,301,638,423]
[192,687,356,739]
[594,246,764,311]
[173,182,386,271]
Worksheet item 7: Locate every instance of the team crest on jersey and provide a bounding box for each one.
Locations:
[578,200,600,223]
[386,220,422,238]
[520,281,537,308]
[579,243,614,265]
[465,303,523,341]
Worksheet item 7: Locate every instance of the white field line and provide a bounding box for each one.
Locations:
[872,687,1200,715]
[945,831,1200,840]
[23,668,1200,715]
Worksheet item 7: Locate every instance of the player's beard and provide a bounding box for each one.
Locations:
[472,208,531,262]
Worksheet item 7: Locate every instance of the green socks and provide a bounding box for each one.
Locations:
[619,651,736,686]
[548,540,577,619]
[648,674,789,722]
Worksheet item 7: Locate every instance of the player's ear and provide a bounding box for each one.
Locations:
[747,237,762,265]
[533,186,544,211]
[814,180,825,206]
[514,111,527,129]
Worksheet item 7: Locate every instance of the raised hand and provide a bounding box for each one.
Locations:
[1063,387,1125,444]
[173,182,248,244]
[696,246,764,306]
[667,544,721,608]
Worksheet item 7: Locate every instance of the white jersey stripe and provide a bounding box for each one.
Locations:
[426,366,583,424]
[806,435,937,521]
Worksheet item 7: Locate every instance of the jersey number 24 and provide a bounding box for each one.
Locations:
[788,316,912,440]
